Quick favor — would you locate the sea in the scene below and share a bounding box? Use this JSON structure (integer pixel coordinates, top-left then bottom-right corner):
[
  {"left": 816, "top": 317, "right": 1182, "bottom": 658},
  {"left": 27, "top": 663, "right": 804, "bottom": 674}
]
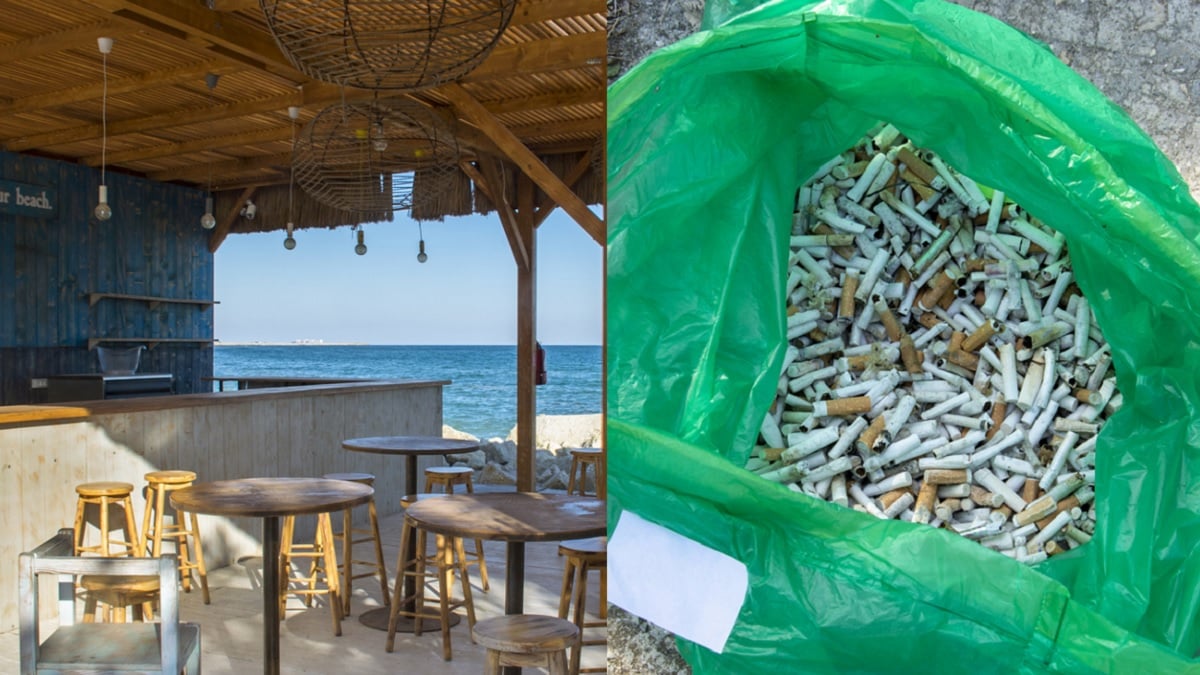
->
[{"left": 213, "top": 344, "right": 601, "bottom": 440}]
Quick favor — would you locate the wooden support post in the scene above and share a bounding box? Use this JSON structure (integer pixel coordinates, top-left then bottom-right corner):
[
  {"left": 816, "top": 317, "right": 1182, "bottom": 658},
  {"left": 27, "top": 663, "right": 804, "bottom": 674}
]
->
[
  {"left": 515, "top": 173, "right": 537, "bottom": 493},
  {"left": 207, "top": 186, "right": 256, "bottom": 253}
]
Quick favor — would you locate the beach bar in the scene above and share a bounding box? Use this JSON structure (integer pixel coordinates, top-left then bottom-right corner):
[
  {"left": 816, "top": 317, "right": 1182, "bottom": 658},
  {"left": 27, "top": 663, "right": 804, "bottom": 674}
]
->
[{"left": 0, "top": 0, "right": 605, "bottom": 672}]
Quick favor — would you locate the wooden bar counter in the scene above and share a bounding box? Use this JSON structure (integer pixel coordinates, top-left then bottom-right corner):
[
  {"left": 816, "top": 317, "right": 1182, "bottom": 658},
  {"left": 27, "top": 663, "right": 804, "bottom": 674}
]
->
[{"left": 0, "top": 379, "right": 449, "bottom": 632}]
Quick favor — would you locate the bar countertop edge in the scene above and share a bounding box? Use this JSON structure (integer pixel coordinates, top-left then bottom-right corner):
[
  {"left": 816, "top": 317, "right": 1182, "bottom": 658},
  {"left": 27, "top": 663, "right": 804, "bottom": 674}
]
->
[{"left": 0, "top": 379, "right": 451, "bottom": 428}]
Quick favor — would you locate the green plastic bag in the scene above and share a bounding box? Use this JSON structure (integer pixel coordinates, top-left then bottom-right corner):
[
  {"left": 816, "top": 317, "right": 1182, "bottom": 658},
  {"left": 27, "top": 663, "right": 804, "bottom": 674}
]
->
[{"left": 607, "top": 0, "right": 1200, "bottom": 671}]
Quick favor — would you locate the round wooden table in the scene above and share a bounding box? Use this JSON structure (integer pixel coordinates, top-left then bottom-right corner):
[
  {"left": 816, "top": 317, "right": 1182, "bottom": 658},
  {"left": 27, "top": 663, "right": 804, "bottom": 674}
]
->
[
  {"left": 171, "top": 477, "right": 373, "bottom": 675},
  {"left": 342, "top": 435, "right": 481, "bottom": 631},
  {"left": 342, "top": 435, "right": 480, "bottom": 497},
  {"left": 399, "top": 492, "right": 605, "bottom": 675}
]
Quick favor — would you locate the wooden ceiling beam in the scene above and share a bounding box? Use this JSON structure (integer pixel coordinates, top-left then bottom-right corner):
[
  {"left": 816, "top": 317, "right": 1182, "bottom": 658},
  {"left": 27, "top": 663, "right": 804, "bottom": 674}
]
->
[
  {"left": 0, "top": 21, "right": 131, "bottom": 67},
  {"left": 0, "top": 62, "right": 238, "bottom": 117},
  {"left": 208, "top": 0, "right": 259, "bottom": 11},
  {"left": 6, "top": 82, "right": 353, "bottom": 151},
  {"left": 476, "top": 156, "right": 529, "bottom": 272},
  {"left": 441, "top": 82, "right": 602, "bottom": 246},
  {"left": 148, "top": 151, "right": 292, "bottom": 182},
  {"left": 84, "top": 126, "right": 292, "bottom": 166},
  {"left": 513, "top": 0, "right": 606, "bottom": 25},
  {"left": 461, "top": 32, "right": 604, "bottom": 83},
  {"left": 503, "top": 117, "right": 604, "bottom": 139},
  {"left": 78, "top": 0, "right": 305, "bottom": 79},
  {"left": 534, "top": 144, "right": 596, "bottom": 227},
  {"left": 6, "top": 84, "right": 598, "bottom": 152}
]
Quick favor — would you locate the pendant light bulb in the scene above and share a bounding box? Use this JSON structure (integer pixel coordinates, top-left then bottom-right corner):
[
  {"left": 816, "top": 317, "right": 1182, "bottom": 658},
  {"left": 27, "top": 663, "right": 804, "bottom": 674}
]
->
[
  {"left": 94, "top": 184, "right": 112, "bottom": 221},
  {"left": 372, "top": 121, "right": 387, "bottom": 152},
  {"left": 284, "top": 222, "right": 296, "bottom": 250},
  {"left": 354, "top": 229, "right": 367, "bottom": 256},
  {"left": 200, "top": 196, "right": 216, "bottom": 229},
  {"left": 417, "top": 239, "right": 428, "bottom": 263}
]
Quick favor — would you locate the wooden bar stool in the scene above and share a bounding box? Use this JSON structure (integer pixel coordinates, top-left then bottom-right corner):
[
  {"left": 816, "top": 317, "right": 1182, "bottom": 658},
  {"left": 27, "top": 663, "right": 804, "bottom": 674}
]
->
[
  {"left": 323, "top": 472, "right": 389, "bottom": 616},
  {"left": 473, "top": 614, "right": 578, "bottom": 675},
  {"left": 80, "top": 574, "right": 159, "bottom": 623},
  {"left": 558, "top": 537, "right": 608, "bottom": 674},
  {"left": 423, "top": 466, "right": 489, "bottom": 591},
  {"left": 142, "top": 470, "right": 210, "bottom": 604},
  {"left": 279, "top": 512, "right": 344, "bottom": 635},
  {"left": 73, "top": 481, "right": 141, "bottom": 558},
  {"left": 386, "top": 510, "right": 476, "bottom": 661},
  {"left": 567, "top": 449, "right": 605, "bottom": 497},
  {"left": 424, "top": 465, "right": 475, "bottom": 492}
]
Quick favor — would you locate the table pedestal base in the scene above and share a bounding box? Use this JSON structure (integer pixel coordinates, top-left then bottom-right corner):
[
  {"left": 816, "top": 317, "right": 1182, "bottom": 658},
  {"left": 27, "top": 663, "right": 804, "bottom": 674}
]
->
[{"left": 358, "top": 606, "right": 462, "bottom": 632}]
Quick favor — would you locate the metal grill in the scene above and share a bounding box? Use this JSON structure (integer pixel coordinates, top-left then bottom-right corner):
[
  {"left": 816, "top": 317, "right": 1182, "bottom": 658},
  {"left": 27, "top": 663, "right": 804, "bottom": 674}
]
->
[
  {"left": 260, "top": 0, "right": 518, "bottom": 91},
  {"left": 292, "top": 99, "right": 461, "bottom": 216}
]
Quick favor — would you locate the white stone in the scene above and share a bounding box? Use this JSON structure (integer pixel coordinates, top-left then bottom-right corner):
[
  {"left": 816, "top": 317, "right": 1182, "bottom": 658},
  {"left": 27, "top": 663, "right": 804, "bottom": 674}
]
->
[
  {"left": 446, "top": 450, "right": 487, "bottom": 470},
  {"left": 506, "top": 413, "right": 602, "bottom": 451},
  {"left": 477, "top": 462, "right": 517, "bottom": 486}
]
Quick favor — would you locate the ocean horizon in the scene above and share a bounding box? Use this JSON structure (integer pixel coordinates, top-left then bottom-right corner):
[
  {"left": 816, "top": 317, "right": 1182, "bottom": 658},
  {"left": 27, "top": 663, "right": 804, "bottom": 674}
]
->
[{"left": 213, "top": 344, "right": 601, "bottom": 440}]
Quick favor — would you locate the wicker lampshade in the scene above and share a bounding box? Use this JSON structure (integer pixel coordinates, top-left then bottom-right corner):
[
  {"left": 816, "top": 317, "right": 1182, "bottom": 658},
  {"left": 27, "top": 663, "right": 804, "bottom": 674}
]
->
[
  {"left": 259, "top": 0, "right": 518, "bottom": 91},
  {"left": 292, "top": 99, "right": 461, "bottom": 216}
]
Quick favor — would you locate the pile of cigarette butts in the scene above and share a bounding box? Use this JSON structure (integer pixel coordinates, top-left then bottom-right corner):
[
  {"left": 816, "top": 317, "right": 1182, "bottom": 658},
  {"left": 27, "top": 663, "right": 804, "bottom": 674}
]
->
[{"left": 748, "top": 124, "right": 1119, "bottom": 564}]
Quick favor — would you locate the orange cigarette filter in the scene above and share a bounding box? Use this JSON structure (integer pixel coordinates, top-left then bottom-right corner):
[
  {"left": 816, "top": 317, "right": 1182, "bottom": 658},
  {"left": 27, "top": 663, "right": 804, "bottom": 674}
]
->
[
  {"left": 961, "top": 319, "right": 1000, "bottom": 352},
  {"left": 839, "top": 274, "right": 859, "bottom": 319},
  {"left": 899, "top": 334, "right": 923, "bottom": 374},
  {"left": 923, "top": 468, "right": 969, "bottom": 485},
  {"left": 857, "top": 415, "right": 889, "bottom": 453},
  {"left": 986, "top": 401, "right": 1007, "bottom": 440}
]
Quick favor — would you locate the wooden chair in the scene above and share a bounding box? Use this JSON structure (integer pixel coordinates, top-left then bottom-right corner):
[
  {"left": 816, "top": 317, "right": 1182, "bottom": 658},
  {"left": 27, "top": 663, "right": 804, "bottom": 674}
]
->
[
  {"left": 472, "top": 614, "right": 578, "bottom": 675},
  {"left": 558, "top": 537, "right": 608, "bottom": 674},
  {"left": 322, "top": 472, "right": 389, "bottom": 616},
  {"left": 19, "top": 528, "right": 201, "bottom": 675}
]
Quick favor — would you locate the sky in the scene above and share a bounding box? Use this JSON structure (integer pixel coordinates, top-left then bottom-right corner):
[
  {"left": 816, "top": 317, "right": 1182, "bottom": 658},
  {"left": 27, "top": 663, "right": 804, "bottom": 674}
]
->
[{"left": 214, "top": 207, "right": 603, "bottom": 345}]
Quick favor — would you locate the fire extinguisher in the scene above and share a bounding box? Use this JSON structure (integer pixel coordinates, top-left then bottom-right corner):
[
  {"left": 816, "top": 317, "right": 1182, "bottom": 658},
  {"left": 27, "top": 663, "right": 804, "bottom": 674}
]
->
[{"left": 536, "top": 341, "right": 547, "bottom": 385}]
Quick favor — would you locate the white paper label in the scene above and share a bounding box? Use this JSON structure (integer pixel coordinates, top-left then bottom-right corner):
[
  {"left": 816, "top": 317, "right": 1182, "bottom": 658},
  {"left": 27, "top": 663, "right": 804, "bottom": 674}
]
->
[{"left": 609, "top": 510, "right": 748, "bottom": 654}]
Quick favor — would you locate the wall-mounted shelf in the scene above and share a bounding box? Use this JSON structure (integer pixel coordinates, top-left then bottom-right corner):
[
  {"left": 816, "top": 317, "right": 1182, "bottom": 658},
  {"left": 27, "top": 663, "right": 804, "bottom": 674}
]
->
[
  {"left": 87, "top": 338, "right": 216, "bottom": 350},
  {"left": 86, "top": 293, "right": 218, "bottom": 310}
]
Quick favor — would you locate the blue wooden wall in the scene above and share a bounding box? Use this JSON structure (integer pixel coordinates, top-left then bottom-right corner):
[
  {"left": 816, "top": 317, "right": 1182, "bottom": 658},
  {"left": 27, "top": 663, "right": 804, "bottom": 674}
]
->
[{"left": 0, "top": 152, "right": 213, "bottom": 404}]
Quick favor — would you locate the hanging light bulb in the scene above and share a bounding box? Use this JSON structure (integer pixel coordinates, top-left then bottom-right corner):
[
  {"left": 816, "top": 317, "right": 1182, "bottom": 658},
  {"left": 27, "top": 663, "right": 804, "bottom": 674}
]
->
[
  {"left": 94, "top": 37, "right": 114, "bottom": 221},
  {"left": 416, "top": 222, "right": 427, "bottom": 262},
  {"left": 354, "top": 229, "right": 367, "bottom": 256},
  {"left": 200, "top": 196, "right": 216, "bottom": 229},
  {"left": 372, "top": 120, "right": 387, "bottom": 152},
  {"left": 94, "top": 185, "right": 112, "bottom": 221},
  {"left": 285, "top": 106, "right": 300, "bottom": 251}
]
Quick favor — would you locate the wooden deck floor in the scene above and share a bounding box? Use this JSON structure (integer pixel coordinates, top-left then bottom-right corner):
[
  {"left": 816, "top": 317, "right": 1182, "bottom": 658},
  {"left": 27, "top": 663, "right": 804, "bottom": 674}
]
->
[{"left": 1, "top": 499, "right": 608, "bottom": 674}]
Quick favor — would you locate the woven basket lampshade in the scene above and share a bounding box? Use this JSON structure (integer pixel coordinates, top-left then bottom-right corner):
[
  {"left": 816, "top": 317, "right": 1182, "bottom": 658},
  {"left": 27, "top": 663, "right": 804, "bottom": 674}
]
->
[
  {"left": 293, "top": 99, "right": 461, "bottom": 217},
  {"left": 259, "top": 0, "right": 518, "bottom": 91}
]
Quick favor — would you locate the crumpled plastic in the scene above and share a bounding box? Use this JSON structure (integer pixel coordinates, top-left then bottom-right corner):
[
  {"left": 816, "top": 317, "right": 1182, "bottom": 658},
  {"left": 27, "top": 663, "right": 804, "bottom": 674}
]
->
[{"left": 607, "top": 0, "right": 1200, "bottom": 671}]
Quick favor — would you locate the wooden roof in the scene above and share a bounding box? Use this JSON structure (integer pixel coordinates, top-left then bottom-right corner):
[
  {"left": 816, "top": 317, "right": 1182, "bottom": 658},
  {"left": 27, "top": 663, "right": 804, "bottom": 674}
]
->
[{"left": 0, "top": 0, "right": 605, "bottom": 243}]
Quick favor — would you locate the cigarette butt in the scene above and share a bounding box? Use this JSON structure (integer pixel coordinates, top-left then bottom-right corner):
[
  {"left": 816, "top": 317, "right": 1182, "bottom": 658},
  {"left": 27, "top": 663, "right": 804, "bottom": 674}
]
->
[
  {"left": 899, "top": 334, "right": 923, "bottom": 374},
  {"left": 1045, "top": 540, "right": 1065, "bottom": 556},
  {"left": 986, "top": 401, "right": 1007, "bottom": 440},
  {"left": 918, "top": 271, "right": 957, "bottom": 311},
  {"left": 923, "top": 469, "right": 969, "bottom": 485},
  {"left": 857, "top": 415, "right": 889, "bottom": 453},
  {"left": 897, "top": 147, "right": 939, "bottom": 186},
  {"left": 814, "top": 396, "right": 873, "bottom": 416},
  {"left": 813, "top": 223, "right": 857, "bottom": 259},
  {"left": 970, "top": 485, "right": 1004, "bottom": 508},
  {"left": 874, "top": 298, "right": 904, "bottom": 341},
  {"left": 900, "top": 167, "right": 939, "bottom": 201},
  {"left": 762, "top": 447, "right": 785, "bottom": 462},
  {"left": 1035, "top": 495, "right": 1080, "bottom": 530},
  {"left": 938, "top": 289, "right": 955, "bottom": 310},
  {"left": 912, "top": 479, "right": 938, "bottom": 524},
  {"left": 964, "top": 258, "right": 998, "bottom": 273},
  {"left": 949, "top": 331, "right": 965, "bottom": 352},
  {"left": 879, "top": 488, "right": 912, "bottom": 509},
  {"left": 916, "top": 312, "right": 941, "bottom": 329},
  {"left": 1074, "top": 388, "right": 1101, "bottom": 406},
  {"left": 839, "top": 272, "right": 859, "bottom": 320},
  {"left": 946, "top": 348, "right": 980, "bottom": 372},
  {"left": 961, "top": 319, "right": 1001, "bottom": 352},
  {"left": 1021, "top": 478, "right": 1039, "bottom": 504}
]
